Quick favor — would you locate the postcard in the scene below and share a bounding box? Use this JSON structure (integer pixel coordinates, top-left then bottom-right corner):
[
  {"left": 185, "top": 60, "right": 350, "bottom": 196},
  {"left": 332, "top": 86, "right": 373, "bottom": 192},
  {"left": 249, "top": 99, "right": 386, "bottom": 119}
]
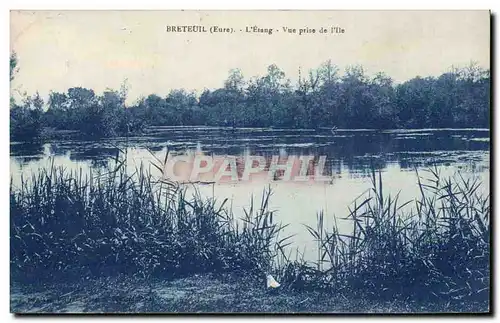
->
[{"left": 9, "top": 10, "right": 490, "bottom": 314}]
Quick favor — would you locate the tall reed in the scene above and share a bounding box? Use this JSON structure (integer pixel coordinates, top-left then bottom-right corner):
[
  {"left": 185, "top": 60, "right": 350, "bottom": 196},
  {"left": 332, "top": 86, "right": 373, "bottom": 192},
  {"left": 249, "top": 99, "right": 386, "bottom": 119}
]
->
[
  {"left": 10, "top": 154, "right": 489, "bottom": 305},
  {"left": 283, "top": 167, "right": 489, "bottom": 303},
  {"left": 10, "top": 157, "right": 288, "bottom": 282}
]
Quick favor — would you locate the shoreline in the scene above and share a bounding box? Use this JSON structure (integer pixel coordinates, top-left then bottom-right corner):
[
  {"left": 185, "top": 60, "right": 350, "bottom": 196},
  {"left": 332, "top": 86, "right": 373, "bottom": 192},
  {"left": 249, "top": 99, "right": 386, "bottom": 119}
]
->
[
  {"left": 8, "top": 126, "right": 491, "bottom": 144},
  {"left": 10, "top": 274, "right": 489, "bottom": 314}
]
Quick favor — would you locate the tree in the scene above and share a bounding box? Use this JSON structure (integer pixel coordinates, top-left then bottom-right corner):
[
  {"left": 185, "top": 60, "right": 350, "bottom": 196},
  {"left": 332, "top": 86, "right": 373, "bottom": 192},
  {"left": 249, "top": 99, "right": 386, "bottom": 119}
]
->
[
  {"left": 45, "top": 91, "right": 69, "bottom": 128},
  {"left": 10, "top": 53, "right": 44, "bottom": 141},
  {"left": 10, "top": 92, "right": 44, "bottom": 141},
  {"left": 21, "top": 60, "right": 490, "bottom": 135},
  {"left": 10, "top": 51, "right": 18, "bottom": 82}
]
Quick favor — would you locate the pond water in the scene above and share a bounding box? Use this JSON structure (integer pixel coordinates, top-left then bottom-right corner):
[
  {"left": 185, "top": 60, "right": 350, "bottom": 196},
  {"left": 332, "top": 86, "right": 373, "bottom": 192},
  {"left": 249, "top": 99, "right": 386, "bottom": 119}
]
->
[{"left": 10, "top": 127, "right": 490, "bottom": 262}]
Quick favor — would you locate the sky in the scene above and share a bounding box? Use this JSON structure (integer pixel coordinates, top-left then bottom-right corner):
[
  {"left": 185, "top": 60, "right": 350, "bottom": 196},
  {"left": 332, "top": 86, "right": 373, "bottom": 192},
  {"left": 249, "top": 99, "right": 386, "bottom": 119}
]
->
[{"left": 10, "top": 10, "right": 490, "bottom": 104}]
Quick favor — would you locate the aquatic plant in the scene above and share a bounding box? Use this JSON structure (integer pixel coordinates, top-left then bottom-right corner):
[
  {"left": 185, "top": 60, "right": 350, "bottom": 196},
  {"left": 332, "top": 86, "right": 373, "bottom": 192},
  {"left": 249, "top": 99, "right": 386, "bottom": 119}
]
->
[
  {"left": 280, "top": 167, "right": 489, "bottom": 304},
  {"left": 10, "top": 155, "right": 288, "bottom": 282},
  {"left": 10, "top": 155, "right": 489, "bottom": 306}
]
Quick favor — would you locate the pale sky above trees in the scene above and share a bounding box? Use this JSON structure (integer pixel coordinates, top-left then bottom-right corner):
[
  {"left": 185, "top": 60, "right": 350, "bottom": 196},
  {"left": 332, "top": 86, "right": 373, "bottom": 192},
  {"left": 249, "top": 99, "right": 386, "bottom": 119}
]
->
[{"left": 10, "top": 10, "right": 490, "bottom": 104}]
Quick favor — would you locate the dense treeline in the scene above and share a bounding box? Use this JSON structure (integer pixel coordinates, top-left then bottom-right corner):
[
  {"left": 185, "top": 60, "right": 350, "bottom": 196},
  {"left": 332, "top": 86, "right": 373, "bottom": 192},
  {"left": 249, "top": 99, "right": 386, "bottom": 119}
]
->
[{"left": 10, "top": 54, "right": 490, "bottom": 141}]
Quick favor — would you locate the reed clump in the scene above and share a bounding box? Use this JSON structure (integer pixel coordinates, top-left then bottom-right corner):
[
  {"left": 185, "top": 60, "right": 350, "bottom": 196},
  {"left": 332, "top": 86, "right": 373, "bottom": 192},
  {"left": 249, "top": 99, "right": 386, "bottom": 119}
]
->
[
  {"left": 11, "top": 157, "right": 489, "bottom": 305},
  {"left": 10, "top": 160, "right": 287, "bottom": 283},
  {"left": 279, "top": 167, "right": 489, "bottom": 304}
]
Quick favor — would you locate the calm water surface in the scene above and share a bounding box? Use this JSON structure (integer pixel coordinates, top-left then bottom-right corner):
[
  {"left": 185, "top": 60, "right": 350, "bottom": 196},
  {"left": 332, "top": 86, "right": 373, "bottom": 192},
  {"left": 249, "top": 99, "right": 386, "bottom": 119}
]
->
[{"left": 10, "top": 127, "right": 490, "bottom": 261}]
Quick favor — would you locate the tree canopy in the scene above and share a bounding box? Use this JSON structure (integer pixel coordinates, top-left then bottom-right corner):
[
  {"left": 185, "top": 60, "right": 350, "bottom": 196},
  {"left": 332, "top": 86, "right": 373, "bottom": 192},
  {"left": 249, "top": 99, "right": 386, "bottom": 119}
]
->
[{"left": 10, "top": 55, "right": 490, "bottom": 141}]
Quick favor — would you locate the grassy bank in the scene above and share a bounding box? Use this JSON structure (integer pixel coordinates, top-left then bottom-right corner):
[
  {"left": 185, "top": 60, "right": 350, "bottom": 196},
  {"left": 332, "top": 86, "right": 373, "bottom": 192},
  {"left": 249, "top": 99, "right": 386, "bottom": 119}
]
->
[
  {"left": 11, "top": 274, "right": 488, "bottom": 313},
  {"left": 10, "top": 157, "right": 490, "bottom": 312}
]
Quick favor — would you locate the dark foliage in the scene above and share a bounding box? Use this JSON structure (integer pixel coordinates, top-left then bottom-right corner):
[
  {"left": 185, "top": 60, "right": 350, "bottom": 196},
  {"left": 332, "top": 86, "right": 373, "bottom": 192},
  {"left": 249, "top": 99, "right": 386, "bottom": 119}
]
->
[
  {"left": 129, "top": 62, "right": 490, "bottom": 130},
  {"left": 10, "top": 155, "right": 489, "bottom": 305},
  {"left": 10, "top": 155, "right": 286, "bottom": 282},
  {"left": 10, "top": 93, "right": 44, "bottom": 141},
  {"left": 276, "top": 168, "right": 489, "bottom": 304},
  {"left": 10, "top": 60, "right": 490, "bottom": 141}
]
